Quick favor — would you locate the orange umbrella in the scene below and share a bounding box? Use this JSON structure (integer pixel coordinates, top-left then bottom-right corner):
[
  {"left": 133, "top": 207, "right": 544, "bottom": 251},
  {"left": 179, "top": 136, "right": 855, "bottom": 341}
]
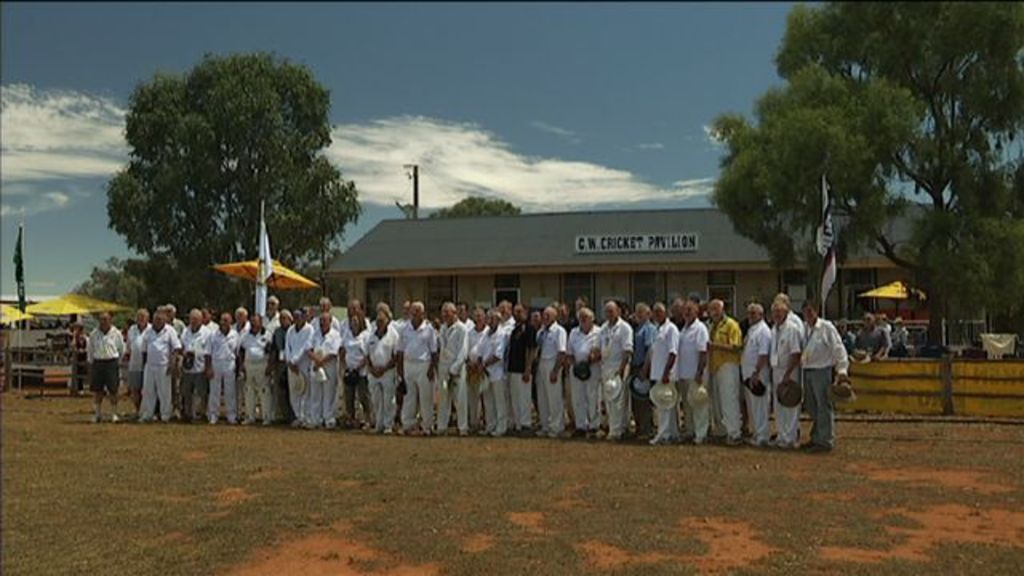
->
[{"left": 212, "top": 259, "right": 319, "bottom": 290}]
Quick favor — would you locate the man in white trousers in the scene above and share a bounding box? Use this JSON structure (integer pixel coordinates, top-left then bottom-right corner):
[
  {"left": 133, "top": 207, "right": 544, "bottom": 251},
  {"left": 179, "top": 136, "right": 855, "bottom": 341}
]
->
[
  {"left": 285, "top": 309, "right": 315, "bottom": 427},
  {"left": 180, "top": 309, "right": 210, "bottom": 423},
  {"left": 708, "top": 299, "right": 744, "bottom": 446},
  {"left": 598, "top": 300, "right": 633, "bottom": 441},
  {"left": 309, "top": 312, "right": 342, "bottom": 429},
  {"left": 479, "top": 309, "right": 511, "bottom": 437},
  {"left": 505, "top": 304, "right": 538, "bottom": 435},
  {"left": 397, "top": 301, "right": 439, "bottom": 436},
  {"left": 535, "top": 306, "right": 567, "bottom": 438},
  {"left": 771, "top": 298, "right": 804, "bottom": 449},
  {"left": 206, "top": 313, "right": 240, "bottom": 424},
  {"left": 677, "top": 300, "right": 710, "bottom": 444},
  {"left": 567, "top": 308, "right": 602, "bottom": 438},
  {"left": 139, "top": 308, "right": 182, "bottom": 423},
  {"left": 741, "top": 303, "right": 772, "bottom": 447},
  {"left": 437, "top": 302, "right": 470, "bottom": 436},
  {"left": 239, "top": 314, "right": 273, "bottom": 425},
  {"left": 465, "top": 307, "right": 489, "bottom": 433},
  {"left": 367, "top": 304, "right": 399, "bottom": 434},
  {"left": 647, "top": 303, "right": 679, "bottom": 445}
]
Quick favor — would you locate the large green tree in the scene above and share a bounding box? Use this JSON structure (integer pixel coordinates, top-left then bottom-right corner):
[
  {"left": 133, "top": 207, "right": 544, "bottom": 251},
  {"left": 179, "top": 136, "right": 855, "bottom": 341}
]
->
[
  {"left": 711, "top": 2, "right": 1024, "bottom": 342},
  {"left": 429, "top": 196, "right": 521, "bottom": 218},
  {"left": 107, "top": 53, "right": 360, "bottom": 309}
]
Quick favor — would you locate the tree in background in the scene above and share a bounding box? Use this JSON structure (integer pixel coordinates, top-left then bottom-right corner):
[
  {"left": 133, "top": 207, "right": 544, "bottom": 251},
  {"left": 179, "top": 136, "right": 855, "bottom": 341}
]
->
[
  {"left": 429, "top": 196, "right": 521, "bottom": 218},
  {"left": 107, "top": 53, "right": 360, "bottom": 310},
  {"left": 711, "top": 2, "right": 1024, "bottom": 343}
]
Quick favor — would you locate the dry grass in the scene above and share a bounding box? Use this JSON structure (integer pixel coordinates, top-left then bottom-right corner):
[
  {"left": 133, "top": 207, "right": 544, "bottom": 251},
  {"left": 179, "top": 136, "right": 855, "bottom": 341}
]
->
[{"left": 3, "top": 394, "right": 1024, "bottom": 575}]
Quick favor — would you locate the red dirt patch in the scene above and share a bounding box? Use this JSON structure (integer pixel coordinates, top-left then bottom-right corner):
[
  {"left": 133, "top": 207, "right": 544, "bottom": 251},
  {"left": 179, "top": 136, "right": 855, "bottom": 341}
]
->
[
  {"left": 217, "top": 487, "right": 255, "bottom": 507},
  {"left": 182, "top": 450, "right": 208, "bottom": 462},
  {"left": 461, "top": 534, "right": 496, "bottom": 553},
  {"left": 848, "top": 463, "right": 1013, "bottom": 495},
  {"left": 507, "top": 511, "right": 548, "bottom": 534},
  {"left": 226, "top": 522, "right": 440, "bottom": 576},
  {"left": 577, "top": 517, "right": 776, "bottom": 574},
  {"left": 821, "top": 504, "right": 1024, "bottom": 564}
]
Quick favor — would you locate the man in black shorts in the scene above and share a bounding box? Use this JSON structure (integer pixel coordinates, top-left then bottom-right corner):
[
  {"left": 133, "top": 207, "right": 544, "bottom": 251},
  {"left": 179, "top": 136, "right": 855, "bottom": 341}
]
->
[{"left": 89, "top": 312, "right": 126, "bottom": 422}]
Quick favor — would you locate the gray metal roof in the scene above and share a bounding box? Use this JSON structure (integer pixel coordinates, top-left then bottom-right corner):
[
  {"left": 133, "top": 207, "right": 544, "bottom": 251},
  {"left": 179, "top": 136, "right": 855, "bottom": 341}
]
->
[{"left": 330, "top": 207, "right": 912, "bottom": 275}]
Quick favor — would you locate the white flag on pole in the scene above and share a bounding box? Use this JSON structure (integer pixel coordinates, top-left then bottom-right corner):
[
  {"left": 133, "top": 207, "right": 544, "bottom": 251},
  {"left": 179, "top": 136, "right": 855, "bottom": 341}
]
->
[
  {"left": 255, "top": 201, "right": 272, "bottom": 318},
  {"left": 817, "top": 175, "right": 837, "bottom": 318}
]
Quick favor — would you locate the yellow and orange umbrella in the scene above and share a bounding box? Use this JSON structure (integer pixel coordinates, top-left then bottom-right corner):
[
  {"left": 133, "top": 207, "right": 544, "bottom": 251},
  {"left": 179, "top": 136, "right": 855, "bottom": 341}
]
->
[
  {"left": 858, "top": 281, "right": 927, "bottom": 301},
  {"left": 25, "top": 294, "right": 130, "bottom": 316},
  {"left": 212, "top": 259, "right": 319, "bottom": 290},
  {"left": 1, "top": 303, "right": 34, "bottom": 324}
]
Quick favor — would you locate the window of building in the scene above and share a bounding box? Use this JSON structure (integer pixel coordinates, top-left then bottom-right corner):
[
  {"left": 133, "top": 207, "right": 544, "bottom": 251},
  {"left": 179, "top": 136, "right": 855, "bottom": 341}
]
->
[
  {"left": 707, "top": 271, "right": 736, "bottom": 286},
  {"left": 562, "top": 273, "right": 594, "bottom": 309},
  {"left": 631, "top": 272, "right": 664, "bottom": 307},
  {"left": 365, "top": 277, "right": 393, "bottom": 310},
  {"left": 494, "top": 274, "right": 520, "bottom": 289},
  {"left": 706, "top": 271, "right": 736, "bottom": 317},
  {"left": 426, "top": 276, "right": 455, "bottom": 316},
  {"left": 493, "top": 288, "right": 520, "bottom": 306}
]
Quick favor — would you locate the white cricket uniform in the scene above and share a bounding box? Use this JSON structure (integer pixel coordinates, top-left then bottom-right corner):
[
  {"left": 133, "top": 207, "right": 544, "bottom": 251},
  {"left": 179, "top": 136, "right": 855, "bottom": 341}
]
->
[
  {"left": 207, "top": 328, "right": 240, "bottom": 423},
  {"left": 741, "top": 320, "right": 772, "bottom": 445},
  {"left": 437, "top": 320, "right": 469, "bottom": 434},
  {"left": 677, "top": 320, "right": 710, "bottom": 442},
  {"left": 126, "top": 323, "right": 148, "bottom": 374},
  {"left": 180, "top": 325, "right": 209, "bottom": 419},
  {"left": 599, "top": 318, "right": 633, "bottom": 438},
  {"left": 568, "top": 325, "right": 601, "bottom": 432},
  {"left": 240, "top": 328, "right": 273, "bottom": 424},
  {"left": 310, "top": 326, "right": 342, "bottom": 427},
  {"left": 340, "top": 320, "right": 372, "bottom": 425},
  {"left": 650, "top": 320, "right": 680, "bottom": 443},
  {"left": 477, "top": 326, "right": 510, "bottom": 436},
  {"left": 535, "top": 323, "right": 567, "bottom": 436},
  {"left": 285, "top": 323, "right": 315, "bottom": 425},
  {"left": 771, "top": 318, "right": 804, "bottom": 447},
  {"left": 465, "top": 325, "right": 489, "bottom": 430},
  {"left": 398, "top": 320, "right": 439, "bottom": 433},
  {"left": 366, "top": 323, "right": 399, "bottom": 433},
  {"left": 140, "top": 324, "right": 181, "bottom": 422}
]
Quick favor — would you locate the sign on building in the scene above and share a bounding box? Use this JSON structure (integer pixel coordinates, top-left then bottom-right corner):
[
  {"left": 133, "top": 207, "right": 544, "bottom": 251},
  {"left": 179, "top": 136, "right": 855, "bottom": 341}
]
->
[{"left": 575, "top": 233, "right": 699, "bottom": 254}]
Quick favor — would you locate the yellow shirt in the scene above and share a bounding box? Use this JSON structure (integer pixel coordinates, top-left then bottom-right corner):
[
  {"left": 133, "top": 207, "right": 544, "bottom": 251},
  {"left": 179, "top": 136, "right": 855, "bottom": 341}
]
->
[{"left": 709, "top": 315, "right": 742, "bottom": 372}]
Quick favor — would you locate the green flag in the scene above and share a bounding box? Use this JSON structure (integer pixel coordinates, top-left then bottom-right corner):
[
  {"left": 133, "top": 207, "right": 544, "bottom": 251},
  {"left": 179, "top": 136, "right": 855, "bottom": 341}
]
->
[{"left": 14, "top": 223, "right": 25, "bottom": 312}]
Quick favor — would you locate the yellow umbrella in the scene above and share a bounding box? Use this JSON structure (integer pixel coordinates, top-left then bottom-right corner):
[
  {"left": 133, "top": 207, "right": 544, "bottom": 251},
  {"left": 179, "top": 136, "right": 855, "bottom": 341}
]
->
[
  {"left": 1, "top": 304, "right": 34, "bottom": 324},
  {"left": 858, "top": 281, "right": 927, "bottom": 301},
  {"left": 212, "top": 259, "right": 319, "bottom": 290},
  {"left": 25, "top": 294, "right": 131, "bottom": 316}
]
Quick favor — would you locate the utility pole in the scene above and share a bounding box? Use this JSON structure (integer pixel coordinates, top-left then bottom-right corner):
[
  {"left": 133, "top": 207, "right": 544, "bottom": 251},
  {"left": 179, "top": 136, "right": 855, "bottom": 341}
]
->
[{"left": 403, "top": 164, "right": 419, "bottom": 219}]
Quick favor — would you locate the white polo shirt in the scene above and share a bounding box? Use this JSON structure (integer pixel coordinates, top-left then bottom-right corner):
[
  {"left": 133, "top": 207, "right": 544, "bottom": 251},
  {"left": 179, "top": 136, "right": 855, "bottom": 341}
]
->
[
  {"left": 339, "top": 326, "right": 367, "bottom": 373},
  {"left": 208, "top": 328, "right": 239, "bottom": 373},
  {"left": 366, "top": 324, "right": 399, "bottom": 372},
  {"left": 181, "top": 325, "right": 210, "bottom": 374},
  {"left": 771, "top": 319, "right": 803, "bottom": 382},
  {"left": 126, "top": 323, "right": 149, "bottom": 372},
  {"left": 537, "top": 323, "right": 568, "bottom": 361},
  {"left": 467, "top": 325, "right": 489, "bottom": 362},
  {"left": 480, "top": 326, "right": 509, "bottom": 381},
  {"left": 568, "top": 325, "right": 601, "bottom": 364},
  {"left": 285, "top": 323, "right": 315, "bottom": 370},
  {"left": 741, "top": 320, "right": 771, "bottom": 379},
  {"left": 439, "top": 320, "right": 469, "bottom": 374},
  {"left": 142, "top": 324, "right": 182, "bottom": 368},
  {"left": 649, "top": 320, "right": 679, "bottom": 381},
  {"left": 240, "top": 328, "right": 272, "bottom": 363},
  {"left": 398, "top": 320, "right": 438, "bottom": 363},
  {"left": 802, "top": 318, "right": 849, "bottom": 375},
  {"left": 88, "top": 326, "right": 125, "bottom": 362},
  {"left": 599, "top": 318, "right": 633, "bottom": 376},
  {"left": 676, "top": 320, "right": 709, "bottom": 381}
]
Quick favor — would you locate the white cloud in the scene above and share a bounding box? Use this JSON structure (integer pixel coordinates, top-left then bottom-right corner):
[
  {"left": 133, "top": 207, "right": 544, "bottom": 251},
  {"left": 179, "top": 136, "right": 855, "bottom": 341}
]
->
[
  {"left": 632, "top": 142, "right": 665, "bottom": 151},
  {"left": 327, "top": 116, "right": 711, "bottom": 211},
  {"left": 530, "top": 120, "right": 581, "bottom": 144}
]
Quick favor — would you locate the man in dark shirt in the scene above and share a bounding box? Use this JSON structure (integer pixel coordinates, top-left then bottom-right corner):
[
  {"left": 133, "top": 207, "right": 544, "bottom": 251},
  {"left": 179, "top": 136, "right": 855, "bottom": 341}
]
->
[
  {"left": 506, "top": 303, "right": 538, "bottom": 435},
  {"left": 268, "top": 310, "right": 295, "bottom": 424}
]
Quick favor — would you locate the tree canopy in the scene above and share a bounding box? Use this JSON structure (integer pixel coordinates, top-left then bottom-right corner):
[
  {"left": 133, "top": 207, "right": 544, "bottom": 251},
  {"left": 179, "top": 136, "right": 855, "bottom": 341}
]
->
[
  {"left": 429, "top": 196, "right": 521, "bottom": 219},
  {"left": 107, "top": 53, "right": 359, "bottom": 309},
  {"left": 711, "top": 2, "right": 1024, "bottom": 340}
]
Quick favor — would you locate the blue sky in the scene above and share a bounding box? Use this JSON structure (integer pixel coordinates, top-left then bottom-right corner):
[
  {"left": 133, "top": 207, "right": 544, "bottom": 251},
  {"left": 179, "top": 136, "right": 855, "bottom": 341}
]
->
[{"left": 1, "top": 2, "right": 793, "bottom": 296}]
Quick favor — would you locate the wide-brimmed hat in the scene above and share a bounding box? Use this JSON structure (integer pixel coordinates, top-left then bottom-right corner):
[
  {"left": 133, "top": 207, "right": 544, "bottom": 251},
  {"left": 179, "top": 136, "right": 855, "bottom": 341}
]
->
[
  {"left": 851, "top": 349, "right": 871, "bottom": 364},
  {"left": 776, "top": 378, "right": 802, "bottom": 408},
  {"left": 743, "top": 377, "right": 767, "bottom": 397},
  {"left": 572, "top": 360, "right": 592, "bottom": 381},
  {"left": 603, "top": 375, "right": 624, "bottom": 402},
  {"left": 687, "top": 382, "right": 710, "bottom": 408},
  {"left": 649, "top": 382, "right": 679, "bottom": 410},
  {"left": 630, "top": 374, "right": 652, "bottom": 399},
  {"left": 830, "top": 373, "right": 857, "bottom": 403}
]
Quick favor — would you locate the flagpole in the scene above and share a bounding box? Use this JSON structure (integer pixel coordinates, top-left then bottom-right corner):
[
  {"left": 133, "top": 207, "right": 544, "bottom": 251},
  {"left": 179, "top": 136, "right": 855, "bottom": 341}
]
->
[{"left": 16, "top": 217, "right": 24, "bottom": 392}]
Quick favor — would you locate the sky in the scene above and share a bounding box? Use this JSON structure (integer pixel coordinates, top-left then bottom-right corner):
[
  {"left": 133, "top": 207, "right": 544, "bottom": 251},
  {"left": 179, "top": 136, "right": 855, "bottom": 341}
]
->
[{"left": 0, "top": 2, "right": 794, "bottom": 297}]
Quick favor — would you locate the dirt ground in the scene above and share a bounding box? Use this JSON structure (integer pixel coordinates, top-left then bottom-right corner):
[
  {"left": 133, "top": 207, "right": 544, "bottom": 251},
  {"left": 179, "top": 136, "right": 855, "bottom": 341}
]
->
[{"left": 3, "top": 394, "right": 1024, "bottom": 575}]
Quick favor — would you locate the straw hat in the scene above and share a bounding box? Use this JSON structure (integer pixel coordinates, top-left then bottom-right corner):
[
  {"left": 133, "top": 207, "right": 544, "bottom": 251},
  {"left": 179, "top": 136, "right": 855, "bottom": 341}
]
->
[
  {"left": 649, "top": 382, "right": 679, "bottom": 411},
  {"left": 851, "top": 349, "right": 872, "bottom": 364},
  {"left": 776, "top": 378, "right": 803, "bottom": 408},
  {"left": 830, "top": 373, "right": 857, "bottom": 403},
  {"left": 687, "top": 382, "right": 710, "bottom": 408},
  {"left": 603, "top": 375, "right": 624, "bottom": 403}
]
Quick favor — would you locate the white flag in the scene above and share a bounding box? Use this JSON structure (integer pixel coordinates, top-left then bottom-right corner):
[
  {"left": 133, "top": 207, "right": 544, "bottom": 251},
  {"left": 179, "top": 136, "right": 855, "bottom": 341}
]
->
[
  {"left": 817, "top": 175, "right": 837, "bottom": 318},
  {"left": 255, "top": 201, "right": 273, "bottom": 318}
]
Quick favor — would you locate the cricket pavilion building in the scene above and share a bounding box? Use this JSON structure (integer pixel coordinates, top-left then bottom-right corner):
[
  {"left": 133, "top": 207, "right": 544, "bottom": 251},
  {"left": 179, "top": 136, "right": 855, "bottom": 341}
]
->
[{"left": 328, "top": 208, "right": 909, "bottom": 320}]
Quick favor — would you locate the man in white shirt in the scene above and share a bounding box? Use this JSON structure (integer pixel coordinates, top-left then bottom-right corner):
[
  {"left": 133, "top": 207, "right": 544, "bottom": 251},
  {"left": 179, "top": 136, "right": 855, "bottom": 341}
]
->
[
  {"left": 801, "top": 300, "right": 849, "bottom": 452},
  {"left": 396, "top": 301, "right": 439, "bottom": 435},
  {"left": 320, "top": 297, "right": 342, "bottom": 332},
  {"left": 124, "top": 308, "right": 150, "bottom": 417},
  {"left": 568, "top": 308, "right": 602, "bottom": 438},
  {"left": 366, "top": 304, "right": 400, "bottom": 434},
  {"left": 206, "top": 312, "right": 240, "bottom": 425},
  {"left": 233, "top": 307, "right": 251, "bottom": 415},
  {"left": 477, "top": 309, "right": 511, "bottom": 437},
  {"left": 646, "top": 303, "right": 680, "bottom": 445},
  {"left": 240, "top": 314, "right": 273, "bottom": 425},
  {"left": 436, "top": 302, "right": 470, "bottom": 436},
  {"left": 285, "top": 309, "right": 315, "bottom": 427},
  {"left": 677, "top": 299, "right": 710, "bottom": 444},
  {"left": 140, "top": 309, "right": 182, "bottom": 423},
  {"left": 87, "top": 312, "right": 125, "bottom": 423},
  {"left": 340, "top": 299, "right": 373, "bottom": 430},
  {"left": 741, "top": 303, "right": 772, "bottom": 447},
  {"left": 465, "top": 307, "right": 489, "bottom": 433},
  {"left": 599, "top": 301, "right": 633, "bottom": 441},
  {"left": 265, "top": 296, "right": 281, "bottom": 335},
  {"left": 771, "top": 299, "right": 804, "bottom": 449},
  {"left": 535, "top": 306, "right": 568, "bottom": 438},
  {"left": 180, "top": 309, "right": 210, "bottom": 423},
  {"left": 165, "top": 304, "right": 185, "bottom": 418},
  {"left": 456, "top": 302, "right": 472, "bottom": 330},
  {"left": 310, "top": 312, "right": 342, "bottom": 429}
]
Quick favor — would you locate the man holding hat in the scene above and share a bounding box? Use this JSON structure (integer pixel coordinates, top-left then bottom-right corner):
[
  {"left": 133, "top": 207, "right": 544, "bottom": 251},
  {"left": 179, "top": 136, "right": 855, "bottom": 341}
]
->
[
  {"left": 741, "top": 303, "right": 772, "bottom": 447},
  {"left": 285, "top": 309, "right": 315, "bottom": 427},
  {"left": 708, "top": 299, "right": 744, "bottom": 445},
  {"left": 630, "top": 303, "right": 656, "bottom": 440},
  {"left": 535, "top": 306, "right": 568, "bottom": 438},
  {"left": 800, "top": 300, "right": 849, "bottom": 452},
  {"left": 598, "top": 300, "right": 633, "bottom": 442},
  {"left": 677, "top": 299, "right": 710, "bottom": 444},
  {"left": 770, "top": 298, "right": 803, "bottom": 449},
  {"left": 647, "top": 302, "right": 680, "bottom": 445}
]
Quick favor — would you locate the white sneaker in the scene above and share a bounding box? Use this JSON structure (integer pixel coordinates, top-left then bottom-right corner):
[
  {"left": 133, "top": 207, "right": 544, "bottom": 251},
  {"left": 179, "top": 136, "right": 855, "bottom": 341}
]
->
[
  {"left": 209, "top": 417, "right": 218, "bottom": 425},
  {"left": 383, "top": 428, "right": 393, "bottom": 435},
  {"left": 111, "top": 414, "right": 121, "bottom": 423}
]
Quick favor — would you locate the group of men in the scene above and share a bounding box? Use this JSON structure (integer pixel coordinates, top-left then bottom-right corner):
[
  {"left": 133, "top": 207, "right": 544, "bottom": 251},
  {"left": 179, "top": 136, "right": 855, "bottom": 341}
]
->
[{"left": 84, "top": 290, "right": 850, "bottom": 453}]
